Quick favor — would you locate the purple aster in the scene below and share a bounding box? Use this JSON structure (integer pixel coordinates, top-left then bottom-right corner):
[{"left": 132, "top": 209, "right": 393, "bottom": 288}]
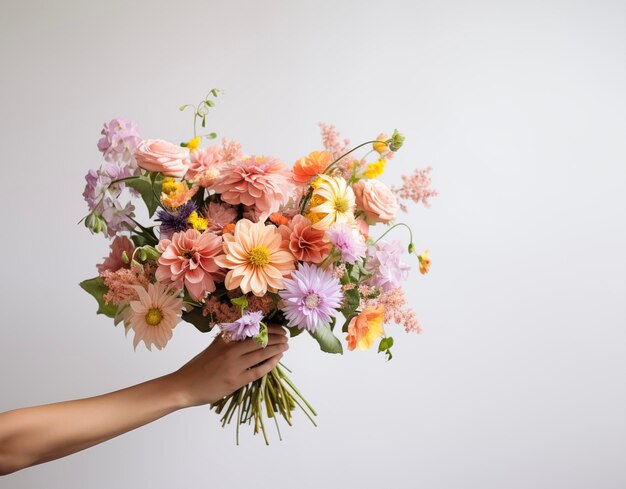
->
[
  {"left": 220, "top": 310, "right": 265, "bottom": 341},
  {"left": 364, "top": 240, "right": 411, "bottom": 292},
  {"left": 279, "top": 262, "right": 343, "bottom": 332},
  {"left": 326, "top": 224, "right": 367, "bottom": 264},
  {"left": 97, "top": 118, "right": 142, "bottom": 167},
  {"left": 156, "top": 201, "right": 196, "bottom": 238}
]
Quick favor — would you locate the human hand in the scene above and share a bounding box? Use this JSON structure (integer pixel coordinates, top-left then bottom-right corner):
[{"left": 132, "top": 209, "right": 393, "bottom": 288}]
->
[{"left": 170, "top": 324, "right": 289, "bottom": 408}]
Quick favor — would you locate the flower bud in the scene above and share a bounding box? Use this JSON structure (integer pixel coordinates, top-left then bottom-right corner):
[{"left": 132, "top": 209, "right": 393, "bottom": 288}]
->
[
  {"left": 373, "top": 133, "right": 389, "bottom": 154},
  {"left": 139, "top": 245, "right": 161, "bottom": 262},
  {"left": 388, "top": 129, "right": 405, "bottom": 152},
  {"left": 85, "top": 212, "right": 106, "bottom": 234}
]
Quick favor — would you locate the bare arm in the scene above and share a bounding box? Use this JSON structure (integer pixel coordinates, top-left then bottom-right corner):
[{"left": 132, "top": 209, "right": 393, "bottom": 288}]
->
[{"left": 0, "top": 326, "right": 288, "bottom": 476}]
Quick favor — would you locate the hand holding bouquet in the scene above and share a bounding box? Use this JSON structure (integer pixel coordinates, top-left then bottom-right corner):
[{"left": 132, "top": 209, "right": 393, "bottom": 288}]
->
[{"left": 80, "top": 90, "right": 438, "bottom": 443}]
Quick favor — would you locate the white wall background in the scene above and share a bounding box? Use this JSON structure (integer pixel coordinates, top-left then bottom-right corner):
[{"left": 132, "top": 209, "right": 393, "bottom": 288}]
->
[{"left": 1, "top": 0, "right": 624, "bottom": 488}]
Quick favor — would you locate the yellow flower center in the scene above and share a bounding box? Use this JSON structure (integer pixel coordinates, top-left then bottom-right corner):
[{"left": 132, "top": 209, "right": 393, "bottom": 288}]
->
[
  {"left": 187, "top": 211, "right": 208, "bottom": 231},
  {"left": 333, "top": 196, "right": 350, "bottom": 213},
  {"left": 145, "top": 308, "right": 163, "bottom": 326},
  {"left": 249, "top": 246, "right": 270, "bottom": 267}
]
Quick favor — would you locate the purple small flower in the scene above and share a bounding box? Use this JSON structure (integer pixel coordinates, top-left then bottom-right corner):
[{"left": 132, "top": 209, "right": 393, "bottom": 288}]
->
[
  {"left": 220, "top": 310, "right": 265, "bottom": 341},
  {"left": 156, "top": 201, "right": 196, "bottom": 238},
  {"left": 365, "top": 240, "right": 411, "bottom": 292},
  {"left": 101, "top": 200, "right": 135, "bottom": 237},
  {"left": 279, "top": 263, "right": 343, "bottom": 332},
  {"left": 97, "top": 118, "right": 142, "bottom": 166},
  {"left": 327, "top": 224, "right": 367, "bottom": 264},
  {"left": 82, "top": 163, "right": 134, "bottom": 210}
]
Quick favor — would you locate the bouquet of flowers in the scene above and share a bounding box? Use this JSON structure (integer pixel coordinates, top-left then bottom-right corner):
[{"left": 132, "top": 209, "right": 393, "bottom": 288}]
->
[{"left": 80, "top": 90, "right": 438, "bottom": 443}]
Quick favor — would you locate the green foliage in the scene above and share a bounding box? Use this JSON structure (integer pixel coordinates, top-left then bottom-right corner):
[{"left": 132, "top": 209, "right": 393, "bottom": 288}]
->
[
  {"left": 125, "top": 172, "right": 163, "bottom": 217},
  {"left": 230, "top": 296, "right": 248, "bottom": 311},
  {"left": 181, "top": 307, "right": 212, "bottom": 333},
  {"left": 254, "top": 323, "right": 268, "bottom": 348},
  {"left": 340, "top": 288, "right": 360, "bottom": 318},
  {"left": 79, "top": 277, "right": 117, "bottom": 318},
  {"left": 378, "top": 336, "right": 394, "bottom": 361},
  {"left": 287, "top": 325, "right": 304, "bottom": 338},
  {"left": 309, "top": 325, "right": 343, "bottom": 354}
]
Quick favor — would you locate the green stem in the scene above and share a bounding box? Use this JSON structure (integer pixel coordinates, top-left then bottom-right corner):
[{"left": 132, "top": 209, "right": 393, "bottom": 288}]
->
[
  {"left": 323, "top": 140, "right": 381, "bottom": 175},
  {"left": 372, "top": 222, "right": 415, "bottom": 248}
]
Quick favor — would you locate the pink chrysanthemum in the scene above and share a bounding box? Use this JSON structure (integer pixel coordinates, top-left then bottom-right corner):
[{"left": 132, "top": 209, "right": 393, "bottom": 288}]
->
[
  {"left": 212, "top": 155, "right": 294, "bottom": 218},
  {"left": 278, "top": 262, "right": 343, "bottom": 332},
  {"left": 156, "top": 229, "right": 224, "bottom": 301},
  {"left": 126, "top": 282, "right": 183, "bottom": 351}
]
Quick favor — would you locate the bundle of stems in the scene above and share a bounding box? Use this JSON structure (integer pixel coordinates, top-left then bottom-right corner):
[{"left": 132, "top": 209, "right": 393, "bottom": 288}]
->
[{"left": 210, "top": 364, "right": 317, "bottom": 445}]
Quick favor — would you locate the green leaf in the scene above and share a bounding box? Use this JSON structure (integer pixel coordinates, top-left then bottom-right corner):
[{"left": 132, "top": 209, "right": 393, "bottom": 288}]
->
[
  {"left": 287, "top": 325, "right": 304, "bottom": 338},
  {"left": 340, "top": 288, "right": 360, "bottom": 318},
  {"left": 125, "top": 173, "right": 163, "bottom": 217},
  {"left": 79, "top": 277, "right": 117, "bottom": 318},
  {"left": 378, "top": 336, "right": 394, "bottom": 361},
  {"left": 203, "top": 132, "right": 217, "bottom": 139},
  {"left": 179, "top": 104, "right": 191, "bottom": 111},
  {"left": 309, "top": 325, "right": 343, "bottom": 354},
  {"left": 254, "top": 323, "right": 268, "bottom": 347},
  {"left": 230, "top": 296, "right": 248, "bottom": 310},
  {"left": 181, "top": 308, "right": 212, "bottom": 333}
]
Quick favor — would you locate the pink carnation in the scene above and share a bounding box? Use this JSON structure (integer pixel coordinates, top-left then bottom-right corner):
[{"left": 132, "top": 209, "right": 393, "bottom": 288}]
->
[
  {"left": 155, "top": 229, "right": 224, "bottom": 301},
  {"left": 212, "top": 155, "right": 294, "bottom": 218}
]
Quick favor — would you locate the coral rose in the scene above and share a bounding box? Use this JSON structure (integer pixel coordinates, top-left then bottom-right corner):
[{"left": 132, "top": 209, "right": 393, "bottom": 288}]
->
[
  {"left": 353, "top": 178, "right": 399, "bottom": 224},
  {"left": 292, "top": 150, "right": 332, "bottom": 184},
  {"left": 134, "top": 139, "right": 189, "bottom": 178}
]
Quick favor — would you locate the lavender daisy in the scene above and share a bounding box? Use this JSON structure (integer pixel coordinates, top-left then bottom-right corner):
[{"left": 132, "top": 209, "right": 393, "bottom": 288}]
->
[
  {"left": 279, "top": 263, "right": 343, "bottom": 332},
  {"left": 364, "top": 240, "right": 410, "bottom": 292},
  {"left": 326, "top": 223, "right": 367, "bottom": 264},
  {"left": 156, "top": 201, "right": 196, "bottom": 238},
  {"left": 220, "top": 310, "right": 265, "bottom": 341}
]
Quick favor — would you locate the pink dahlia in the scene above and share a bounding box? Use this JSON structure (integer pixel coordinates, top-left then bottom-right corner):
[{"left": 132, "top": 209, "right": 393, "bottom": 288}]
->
[
  {"left": 155, "top": 229, "right": 224, "bottom": 301},
  {"left": 126, "top": 282, "right": 183, "bottom": 351},
  {"left": 212, "top": 155, "right": 294, "bottom": 217}
]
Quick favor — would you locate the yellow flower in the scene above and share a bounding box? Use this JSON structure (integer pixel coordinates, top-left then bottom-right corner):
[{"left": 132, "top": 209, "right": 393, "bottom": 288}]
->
[
  {"left": 161, "top": 177, "right": 181, "bottom": 195},
  {"left": 187, "top": 211, "right": 208, "bottom": 231},
  {"left": 161, "top": 181, "right": 199, "bottom": 209},
  {"left": 307, "top": 174, "right": 355, "bottom": 230},
  {"left": 364, "top": 158, "right": 386, "bottom": 179},
  {"left": 187, "top": 136, "right": 201, "bottom": 152},
  {"left": 346, "top": 305, "right": 385, "bottom": 351},
  {"left": 418, "top": 249, "right": 431, "bottom": 274}
]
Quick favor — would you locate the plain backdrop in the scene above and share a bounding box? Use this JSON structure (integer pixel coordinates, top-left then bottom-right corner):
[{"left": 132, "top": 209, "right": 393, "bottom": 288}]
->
[{"left": 1, "top": 1, "right": 624, "bottom": 488}]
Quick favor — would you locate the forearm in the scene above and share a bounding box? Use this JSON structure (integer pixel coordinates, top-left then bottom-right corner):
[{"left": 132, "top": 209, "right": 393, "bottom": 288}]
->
[{"left": 0, "top": 372, "right": 186, "bottom": 475}]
